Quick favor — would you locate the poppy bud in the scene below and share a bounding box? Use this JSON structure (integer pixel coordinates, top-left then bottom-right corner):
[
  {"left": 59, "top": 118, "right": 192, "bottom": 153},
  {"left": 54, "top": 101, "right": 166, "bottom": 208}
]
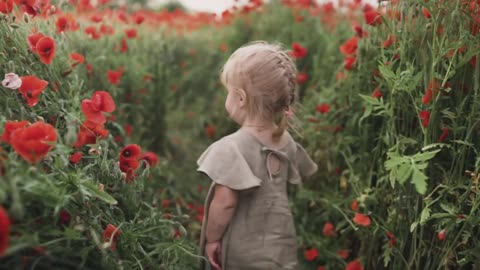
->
[
  {"left": 120, "top": 172, "right": 127, "bottom": 180},
  {"left": 23, "top": 13, "right": 29, "bottom": 23},
  {"left": 50, "top": 6, "right": 56, "bottom": 13},
  {"left": 88, "top": 147, "right": 101, "bottom": 155}
]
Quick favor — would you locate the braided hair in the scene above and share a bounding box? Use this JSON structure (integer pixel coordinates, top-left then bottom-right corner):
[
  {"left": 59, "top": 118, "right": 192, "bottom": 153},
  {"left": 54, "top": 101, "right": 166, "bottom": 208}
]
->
[{"left": 220, "top": 41, "right": 299, "bottom": 141}]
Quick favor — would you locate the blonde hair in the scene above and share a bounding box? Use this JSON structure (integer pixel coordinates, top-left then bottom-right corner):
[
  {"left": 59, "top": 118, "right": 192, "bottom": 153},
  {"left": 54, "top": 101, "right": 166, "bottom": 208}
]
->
[{"left": 220, "top": 41, "right": 299, "bottom": 141}]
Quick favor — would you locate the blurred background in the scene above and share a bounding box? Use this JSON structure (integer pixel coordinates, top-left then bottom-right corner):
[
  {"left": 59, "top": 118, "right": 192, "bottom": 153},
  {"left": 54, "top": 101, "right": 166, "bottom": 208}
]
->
[{"left": 148, "top": 0, "right": 379, "bottom": 13}]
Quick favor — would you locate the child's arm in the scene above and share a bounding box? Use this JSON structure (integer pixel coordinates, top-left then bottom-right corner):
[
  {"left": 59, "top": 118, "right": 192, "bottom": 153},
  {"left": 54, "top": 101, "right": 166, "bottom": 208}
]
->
[{"left": 205, "top": 184, "right": 239, "bottom": 243}]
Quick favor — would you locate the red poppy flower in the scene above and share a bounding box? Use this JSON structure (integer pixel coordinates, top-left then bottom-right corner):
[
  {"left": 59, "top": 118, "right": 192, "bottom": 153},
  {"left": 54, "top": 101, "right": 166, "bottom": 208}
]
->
[
  {"left": 36, "top": 36, "right": 56, "bottom": 64},
  {"left": 118, "top": 11, "right": 129, "bottom": 23},
  {"left": 422, "top": 79, "right": 439, "bottom": 105},
  {"left": 162, "top": 199, "right": 171, "bottom": 209},
  {"left": 338, "top": 249, "right": 349, "bottom": 260},
  {"left": 134, "top": 13, "right": 145, "bottom": 24},
  {"left": 0, "top": 207, "right": 10, "bottom": 256},
  {"left": 419, "top": 110, "right": 431, "bottom": 128},
  {"left": 85, "top": 26, "right": 101, "bottom": 40},
  {"left": 1, "top": 120, "right": 30, "bottom": 143},
  {"left": 100, "top": 24, "right": 115, "bottom": 35},
  {"left": 372, "top": 88, "right": 383, "bottom": 99},
  {"left": 58, "top": 210, "right": 71, "bottom": 226},
  {"left": 124, "top": 124, "right": 133, "bottom": 137},
  {"left": 345, "top": 259, "right": 363, "bottom": 270},
  {"left": 351, "top": 199, "right": 359, "bottom": 211},
  {"left": 353, "top": 213, "right": 371, "bottom": 227},
  {"left": 90, "top": 14, "right": 103, "bottom": 23},
  {"left": 69, "top": 152, "right": 82, "bottom": 164},
  {"left": 317, "top": 266, "right": 326, "bottom": 270},
  {"left": 125, "top": 28, "right": 137, "bottom": 39},
  {"left": 344, "top": 57, "right": 356, "bottom": 70},
  {"left": 437, "top": 229, "right": 446, "bottom": 240},
  {"left": 120, "top": 144, "right": 142, "bottom": 160},
  {"left": 340, "top": 36, "right": 358, "bottom": 56},
  {"left": 297, "top": 72, "right": 308, "bottom": 85},
  {"left": 70, "top": 52, "right": 85, "bottom": 65},
  {"left": 18, "top": 75, "right": 49, "bottom": 107},
  {"left": 141, "top": 151, "right": 159, "bottom": 167},
  {"left": 74, "top": 121, "right": 109, "bottom": 148},
  {"left": 304, "top": 248, "right": 319, "bottom": 261},
  {"left": 439, "top": 127, "right": 449, "bottom": 142},
  {"left": 364, "top": 10, "right": 382, "bottom": 26},
  {"left": 0, "top": 0, "right": 13, "bottom": 14},
  {"left": 81, "top": 91, "right": 116, "bottom": 124},
  {"left": 205, "top": 124, "right": 216, "bottom": 139},
  {"left": 383, "top": 34, "right": 395, "bottom": 48},
  {"left": 220, "top": 43, "right": 228, "bottom": 53},
  {"left": 10, "top": 122, "right": 57, "bottom": 164},
  {"left": 322, "top": 222, "right": 335, "bottom": 237},
  {"left": 107, "top": 69, "right": 123, "bottom": 85},
  {"left": 422, "top": 7, "right": 431, "bottom": 18},
  {"left": 422, "top": 88, "right": 433, "bottom": 104},
  {"left": 27, "top": 32, "right": 45, "bottom": 53},
  {"left": 386, "top": 230, "right": 395, "bottom": 247},
  {"left": 120, "top": 38, "right": 128, "bottom": 53},
  {"left": 316, "top": 103, "right": 330, "bottom": 114},
  {"left": 290, "top": 42, "right": 307, "bottom": 59},
  {"left": 56, "top": 16, "right": 69, "bottom": 33},
  {"left": 352, "top": 23, "right": 368, "bottom": 38},
  {"left": 102, "top": 224, "right": 121, "bottom": 251}
]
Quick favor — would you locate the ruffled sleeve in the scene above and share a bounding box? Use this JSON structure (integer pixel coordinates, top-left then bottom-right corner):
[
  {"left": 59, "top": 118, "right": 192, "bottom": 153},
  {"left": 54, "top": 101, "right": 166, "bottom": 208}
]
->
[
  {"left": 196, "top": 139, "right": 262, "bottom": 190},
  {"left": 289, "top": 142, "right": 318, "bottom": 184}
]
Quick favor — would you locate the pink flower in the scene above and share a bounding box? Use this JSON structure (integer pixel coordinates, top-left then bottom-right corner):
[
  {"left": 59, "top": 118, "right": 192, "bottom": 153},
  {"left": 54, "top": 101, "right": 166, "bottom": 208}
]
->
[{"left": 2, "top": 73, "right": 22, "bottom": 89}]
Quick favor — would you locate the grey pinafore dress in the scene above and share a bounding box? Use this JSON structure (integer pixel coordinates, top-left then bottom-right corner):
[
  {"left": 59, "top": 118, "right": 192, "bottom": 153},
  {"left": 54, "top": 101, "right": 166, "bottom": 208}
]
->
[{"left": 196, "top": 128, "right": 318, "bottom": 270}]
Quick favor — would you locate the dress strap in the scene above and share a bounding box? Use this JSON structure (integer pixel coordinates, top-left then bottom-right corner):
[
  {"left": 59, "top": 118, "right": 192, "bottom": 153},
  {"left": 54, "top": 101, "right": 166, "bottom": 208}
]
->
[{"left": 261, "top": 147, "right": 290, "bottom": 182}]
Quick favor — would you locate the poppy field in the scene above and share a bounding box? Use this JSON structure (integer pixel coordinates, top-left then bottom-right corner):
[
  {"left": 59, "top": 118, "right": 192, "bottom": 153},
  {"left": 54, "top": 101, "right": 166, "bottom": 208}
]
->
[{"left": 1, "top": 0, "right": 480, "bottom": 269}]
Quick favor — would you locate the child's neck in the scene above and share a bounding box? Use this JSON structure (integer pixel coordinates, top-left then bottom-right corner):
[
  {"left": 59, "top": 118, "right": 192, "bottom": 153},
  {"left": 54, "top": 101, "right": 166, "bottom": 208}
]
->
[{"left": 241, "top": 119, "right": 285, "bottom": 145}]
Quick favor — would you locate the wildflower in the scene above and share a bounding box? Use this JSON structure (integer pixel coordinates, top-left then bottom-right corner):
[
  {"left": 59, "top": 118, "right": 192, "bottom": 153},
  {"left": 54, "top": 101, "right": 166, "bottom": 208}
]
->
[
  {"left": 102, "top": 224, "right": 121, "bottom": 251},
  {"left": 419, "top": 110, "right": 431, "bottom": 128},
  {"left": 290, "top": 42, "right": 307, "bottom": 59},
  {"left": 364, "top": 10, "right": 382, "bottom": 26},
  {"left": 353, "top": 213, "right": 371, "bottom": 227},
  {"left": 0, "top": 207, "right": 10, "bottom": 256},
  {"left": 316, "top": 103, "right": 330, "bottom": 114},
  {"left": 18, "top": 75, "right": 49, "bottom": 107},
  {"left": 2, "top": 73, "right": 22, "bottom": 90},
  {"left": 81, "top": 91, "right": 116, "bottom": 124},
  {"left": 437, "top": 229, "right": 446, "bottom": 241},
  {"left": 1, "top": 121, "right": 30, "bottom": 143},
  {"left": 140, "top": 151, "right": 159, "bottom": 167},
  {"left": 35, "top": 36, "right": 56, "bottom": 64},
  {"left": 297, "top": 72, "right": 308, "bottom": 85},
  {"left": 340, "top": 37, "right": 358, "bottom": 56},
  {"left": 10, "top": 122, "right": 57, "bottom": 164},
  {"left": 304, "top": 248, "right": 319, "bottom": 261},
  {"left": 69, "top": 152, "right": 83, "bottom": 164}
]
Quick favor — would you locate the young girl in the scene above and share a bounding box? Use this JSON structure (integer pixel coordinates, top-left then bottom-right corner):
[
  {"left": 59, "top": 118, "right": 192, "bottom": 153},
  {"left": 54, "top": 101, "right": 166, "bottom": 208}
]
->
[{"left": 196, "top": 41, "right": 318, "bottom": 270}]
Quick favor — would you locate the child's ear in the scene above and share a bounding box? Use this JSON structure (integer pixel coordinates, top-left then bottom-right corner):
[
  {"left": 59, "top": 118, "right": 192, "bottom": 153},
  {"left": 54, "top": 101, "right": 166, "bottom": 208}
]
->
[{"left": 237, "top": 88, "right": 247, "bottom": 106}]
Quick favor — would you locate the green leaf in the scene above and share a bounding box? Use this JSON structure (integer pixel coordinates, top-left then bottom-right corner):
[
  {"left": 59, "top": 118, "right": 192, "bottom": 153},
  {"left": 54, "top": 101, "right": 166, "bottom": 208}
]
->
[
  {"left": 420, "top": 206, "right": 431, "bottom": 225},
  {"left": 410, "top": 221, "right": 418, "bottom": 232},
  {"left": 397, "top": 163, "right": 413, "bottom": 184},
  {"left": 80, "top": 180, "right": 117, "bottom": 205},
  {"left": 440, "top": 203, "right": 457, "bottom": 215},
  {"left": 412, "top": 168, "right": 428, "bottom": 194},
  {"left": 413, "top": 149, "right": 441, "bottom": 162},
  {"left": 384, "top": 156, "right": 405, "bottom": 169}
]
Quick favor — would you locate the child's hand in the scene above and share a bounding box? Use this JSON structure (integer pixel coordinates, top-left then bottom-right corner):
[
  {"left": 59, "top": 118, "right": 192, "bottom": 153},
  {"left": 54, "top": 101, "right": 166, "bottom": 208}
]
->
[{"left": 205, "top": 240, "right": 222, "bottom": 270}]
